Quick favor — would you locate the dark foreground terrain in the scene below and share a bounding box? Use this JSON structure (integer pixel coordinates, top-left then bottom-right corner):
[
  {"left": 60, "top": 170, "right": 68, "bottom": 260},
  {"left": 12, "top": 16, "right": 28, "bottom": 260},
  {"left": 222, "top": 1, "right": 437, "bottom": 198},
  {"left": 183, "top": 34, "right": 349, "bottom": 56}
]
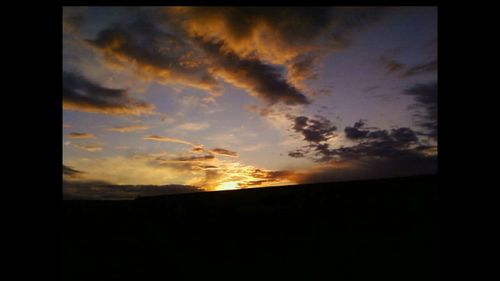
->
[{"left": 63, "top": 175, "right": 438, "bottom": 281}]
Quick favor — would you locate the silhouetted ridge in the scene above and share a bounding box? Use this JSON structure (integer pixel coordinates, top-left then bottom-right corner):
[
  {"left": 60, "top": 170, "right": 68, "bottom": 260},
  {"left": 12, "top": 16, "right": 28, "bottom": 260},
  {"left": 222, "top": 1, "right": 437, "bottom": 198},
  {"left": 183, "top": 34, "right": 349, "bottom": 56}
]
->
[{"left": 63, "top": 174, "right": 437, "bottom": 281}]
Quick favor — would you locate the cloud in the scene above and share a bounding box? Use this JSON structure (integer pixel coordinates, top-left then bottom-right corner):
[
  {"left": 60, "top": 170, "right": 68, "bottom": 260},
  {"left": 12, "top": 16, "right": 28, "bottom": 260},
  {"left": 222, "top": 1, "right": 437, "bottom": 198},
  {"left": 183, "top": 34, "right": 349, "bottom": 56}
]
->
[
  {"left": 380, "top": 56, "right": 405, "bottom": 74},
  {"left": 63, "top": 180, "right": 202, "bottom": 200},
  {"left": 63, "top": 164, "right": 84, "bottom": 177},
  {"left": 135, "top": 7, "right": 385, "bottom": 106},
  {"left": 403, "top": 81, "right": 437, "bottom": 140},
  {"left": 285, "top": 52, "right": 326, "bottom": 94},
  {"left": 198, "top": 39, "right": 310, "bottom": 106},
  {"left": 170, "top": 155, "right": 215, "bottom": 162},
  {"left": 63, "top": 7, "right": 87, "bottom": 34},
  {"left": 77, "top": 7, "right": 386, "bottom": 109},
  {"left": 107, "top": 125, "right": 150, "bottom": 132},
  {"left": 400, "top": 60, "right": 437, "bottom": 78},
  {"left": 63, "top": 71, "right": 155, "bottom": 115},
  {"left": 287, "top": 118, "right": 437, "bottom": 181},
  {"left": 379, "top": 55, "right": 437, "bottom": 79},
  {"left": 344, "top": 120, "right": 391, "bottom": 141},
  {"left": 291, "top": 115, "right": 337, "bottom": 143},
  {"left": 65, "top": 154, "right": 208, "bottom": 187},
  {"left": 391, "top": 127, "right": 418, "bottom": 143},
  {"left": 240, "top": 143, "right": 267, "bottom": 152},
  {"left": 316, "top": 122, "right": 424, "bottom": 162},
  {"left": 143, "top": 135, "right": 196, "bottom": 146},
  {"left": 177, "top": 122, "right": 210, "bottom": 131},
  {"left": 237, "top": 168, "right": 296, "bottom": 188},
  {"left": 86, "top": 19, "right": 220, "bottom": 93},
  {"left": 191, "top": 146, "right": 205, "bottom": 153},
  {"left": 288, "top": 150, "right": 307, "bottom": 158},
  {"left": 67, "top": 132, "right": 95, "bottom": 139},
  {"left": 208, "top": 148, "right": 238, "bottom": 157},
  {"left": 70, "top": 143, "right": 103, "bottom": 152},
  {"left": 167, "top": 7, "right": 386, "bottom": 65}
]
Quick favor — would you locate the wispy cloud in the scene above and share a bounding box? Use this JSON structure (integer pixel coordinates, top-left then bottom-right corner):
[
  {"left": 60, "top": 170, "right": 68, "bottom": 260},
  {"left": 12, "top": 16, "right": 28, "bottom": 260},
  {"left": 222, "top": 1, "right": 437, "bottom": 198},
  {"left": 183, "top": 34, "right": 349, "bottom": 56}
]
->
[
  {"left": 107, "top": 125, "right": 150, "bottom": 133},
  {"left": 241, "top": 143, "right": 267, "bottom": 152},
  {"left": 403, "top": 81, "right": 437, "bottom": 140},
  {"left": 67, "top": 132, "right": 95, "bottom": 139},
  {"left": 143, "top": 135, "right": 196, "bottom": 146},
  {"left": 70, "top": 143, "right": 103, "bottom": 152},
  {"left": 177, "top": 122, "right": 210, "bottom": 131},
  {"left": 380, "top": 56, "right": 405, "bottom": 74},
  {"left": 400, "top": 60, "right": 437, "bottom": 78}
]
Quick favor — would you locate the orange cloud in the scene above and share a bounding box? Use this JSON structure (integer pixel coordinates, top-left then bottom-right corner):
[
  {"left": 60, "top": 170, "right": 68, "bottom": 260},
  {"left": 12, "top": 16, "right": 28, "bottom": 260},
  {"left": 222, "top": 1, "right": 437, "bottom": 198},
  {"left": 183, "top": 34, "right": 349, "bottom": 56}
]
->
[
  {"left": 107, "top": 125, "right": 150, "bottom": 133},
  {"left": 67, "top": 132, "right": 95, "bottom": 139},
  {"left": 63, "top": 100, "right": 155, "bottom": 116},
  {"left": 165, "top": 7, "right": 323, "bottom": 65},
  {"left": 86, "top": 21, "right": 221, "bottom": 93},
  {"left": 70, "top": 143, "right": 103, "bottom": 152},
  {"left": 143, "top": 135, "right": 197, "bottom": 146}
]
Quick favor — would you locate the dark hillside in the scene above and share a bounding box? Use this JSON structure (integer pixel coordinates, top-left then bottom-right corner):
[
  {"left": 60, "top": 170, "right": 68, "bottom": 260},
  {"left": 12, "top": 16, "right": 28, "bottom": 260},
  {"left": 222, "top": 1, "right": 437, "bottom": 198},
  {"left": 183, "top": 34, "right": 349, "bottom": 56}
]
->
[{"left": 63, "top": 175, "right": 437, "bottom": 281}]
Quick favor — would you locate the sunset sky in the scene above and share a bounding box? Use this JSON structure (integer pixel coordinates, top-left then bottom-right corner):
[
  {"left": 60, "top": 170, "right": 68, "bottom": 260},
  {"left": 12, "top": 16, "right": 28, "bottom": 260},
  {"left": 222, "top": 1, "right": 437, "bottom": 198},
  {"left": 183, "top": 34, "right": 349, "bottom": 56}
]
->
[{"left": 63, "top": 6, "right": 437, "bottom": 199}]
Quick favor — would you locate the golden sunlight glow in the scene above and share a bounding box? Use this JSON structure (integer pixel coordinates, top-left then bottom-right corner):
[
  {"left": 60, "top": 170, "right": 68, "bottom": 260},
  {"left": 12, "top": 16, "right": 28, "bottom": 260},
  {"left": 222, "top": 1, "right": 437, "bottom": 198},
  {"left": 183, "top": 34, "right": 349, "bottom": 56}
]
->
[{"left": 216, "top": 181, "right": 239, "bottom": 191}]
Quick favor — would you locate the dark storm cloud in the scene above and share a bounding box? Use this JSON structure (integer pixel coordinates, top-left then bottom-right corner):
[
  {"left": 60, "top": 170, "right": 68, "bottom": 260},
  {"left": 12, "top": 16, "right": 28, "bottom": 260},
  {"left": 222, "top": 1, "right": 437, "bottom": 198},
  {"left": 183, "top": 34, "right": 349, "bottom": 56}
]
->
[
  {"left": 318, "top": 127, "right": 421, "bottom": 162},
  {"left": 63, "top": 165, "right": 83, "bottom": 177},
  {"left": 198, "top": 39, "right": 310, "bottom": 106},
  {"left": 345, "top": 120, "right": 369, "bottom": 139},
  {"left": 63, "top": 180, "right": 202, "bottom": 200},
  {"left": 319, "top": 125, "right": 425, "bottom": 162},
  {"left": 287, "top": 118, "right": 437, "bottom": 181},
  {"left": 63, "top": 71, "right": 155, "bottom": 115},
  {"left": 403, "top": 81, "right": 437, "bottom": 140},
  {"left": 344, "top": 120, "right": 391, "bottom": 141},
  {"left": 401, "top": 60, "right": 437, "bottom": 78},
  {"left": 291, "top": 115, "right": 337, "bottom": 143},
  {"left": 391, "top": 127, "right": 418, "bottom": 143}
]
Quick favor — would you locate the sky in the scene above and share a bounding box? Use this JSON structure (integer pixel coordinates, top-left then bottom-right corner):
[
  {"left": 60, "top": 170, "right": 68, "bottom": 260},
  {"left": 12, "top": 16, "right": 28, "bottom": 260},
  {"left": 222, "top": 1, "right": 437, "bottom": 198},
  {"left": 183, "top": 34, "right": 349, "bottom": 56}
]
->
[{"left": 63, "top": 6, "right": 437, "bottom": 199}]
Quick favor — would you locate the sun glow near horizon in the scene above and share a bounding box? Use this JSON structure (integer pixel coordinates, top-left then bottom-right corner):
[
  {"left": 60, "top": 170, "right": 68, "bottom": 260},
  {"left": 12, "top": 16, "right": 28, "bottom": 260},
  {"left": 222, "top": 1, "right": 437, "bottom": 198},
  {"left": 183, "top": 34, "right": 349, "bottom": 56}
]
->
[{"left": 216, "top": 181, "right": 240, "bottom": 191}]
